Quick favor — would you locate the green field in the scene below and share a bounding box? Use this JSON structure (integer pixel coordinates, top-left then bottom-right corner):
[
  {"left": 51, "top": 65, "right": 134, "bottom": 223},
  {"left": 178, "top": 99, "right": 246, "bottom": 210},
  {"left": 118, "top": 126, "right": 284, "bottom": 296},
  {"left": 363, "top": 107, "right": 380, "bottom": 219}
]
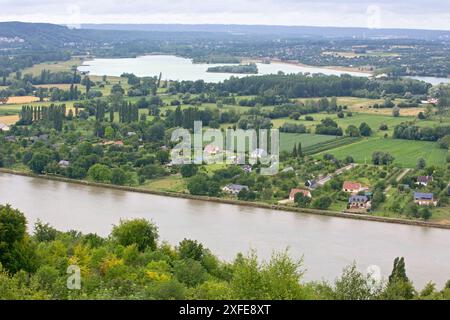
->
[
  {"left": 273, "top": 112, "right": 441, "bottom": 137},
  {"left": 317, "top": 137, "right": 447, "bottom": 167},
  {"left": 21, "top": 57, "right": 84, "bottom": 76},
  {"left": 280, "top": 133, "right": 343, "bottom": 152}
]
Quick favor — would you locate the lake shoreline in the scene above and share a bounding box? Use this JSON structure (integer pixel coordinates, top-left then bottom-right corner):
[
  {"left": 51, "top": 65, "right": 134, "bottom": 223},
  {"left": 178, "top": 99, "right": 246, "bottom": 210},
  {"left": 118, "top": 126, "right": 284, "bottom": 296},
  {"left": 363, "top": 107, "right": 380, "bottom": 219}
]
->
[
  {"left": 78, "top": 53, "right": 373, "bottom": 80},
  {"left": 1, "top": 168, "right": 448, "bottom": 230},
  {"left": 241, "top": 57, "right": 373, "bottom": 75}
]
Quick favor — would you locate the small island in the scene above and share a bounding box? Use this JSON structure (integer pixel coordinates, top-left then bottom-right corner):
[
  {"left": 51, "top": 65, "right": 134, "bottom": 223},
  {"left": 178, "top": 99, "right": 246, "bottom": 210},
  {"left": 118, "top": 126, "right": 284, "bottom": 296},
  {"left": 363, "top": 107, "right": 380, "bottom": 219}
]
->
[{"left": 207, "top": 63, "right": 259, "bottom": 74}]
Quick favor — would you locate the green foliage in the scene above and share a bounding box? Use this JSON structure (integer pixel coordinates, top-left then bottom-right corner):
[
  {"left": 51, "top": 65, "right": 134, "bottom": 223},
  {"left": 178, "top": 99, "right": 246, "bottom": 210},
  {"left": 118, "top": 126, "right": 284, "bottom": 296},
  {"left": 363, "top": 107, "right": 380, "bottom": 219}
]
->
[
  {"left": 187, "top": 174, "right": 220, "bottom": 196},
  {"left": 359, "top": 122, "right": 372, "bottom": 137},
  {"left": 0, "top": 205, "right": 36, "bottom": 273},
  {"left": 295, "top": 193, "right": 312, "bottom": 208},
  {"left": 29, "top": 152, "right": 51, "bottom": 173},
  {"left": 0, "top": 207, "right": 448, "bottom": 300},
  {"left": 180, "top": 164, "right": 198, "bottom": 178},
  {"left": 332, "top": 264, "right": 382, "bottom": 300},
  {"left": 88, "top": 164, "right": 112, "bottom": 183},
  {"left": 111, "top": 219, "right": 159, "bottom": 251},
  {"left": 111, "top": 168, "right": 127, "bottom": 185},
  {"left": 178, "top": 239, "right": 204, "bottom": 261},
  {"left": 312, "top": 196, "right": 332, "bottom": 209}
]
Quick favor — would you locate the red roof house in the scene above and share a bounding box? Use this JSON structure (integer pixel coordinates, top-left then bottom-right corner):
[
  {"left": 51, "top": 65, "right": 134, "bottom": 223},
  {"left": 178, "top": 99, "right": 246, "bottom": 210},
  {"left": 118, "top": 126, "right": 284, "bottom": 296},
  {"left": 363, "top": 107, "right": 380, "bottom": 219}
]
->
[
  {"left": 343, "top": 181, "right": 367, "bottom": 194},
  {"left": 289, "top": 188, "right": 312, "bottom": 201}
]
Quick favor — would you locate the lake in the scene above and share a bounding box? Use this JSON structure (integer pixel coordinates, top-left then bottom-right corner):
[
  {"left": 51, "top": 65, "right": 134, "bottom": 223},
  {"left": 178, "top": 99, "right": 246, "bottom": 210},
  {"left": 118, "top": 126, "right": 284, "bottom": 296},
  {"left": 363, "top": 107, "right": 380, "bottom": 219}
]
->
[
  {"left": 78, "top": 55, "right": 371, "bottom": 82},
  {"left": 1, "top": 172, "right": 449, "bottom": 288},
  {"left": 405, "top": 75, "right": 450, "bottom": 86}
]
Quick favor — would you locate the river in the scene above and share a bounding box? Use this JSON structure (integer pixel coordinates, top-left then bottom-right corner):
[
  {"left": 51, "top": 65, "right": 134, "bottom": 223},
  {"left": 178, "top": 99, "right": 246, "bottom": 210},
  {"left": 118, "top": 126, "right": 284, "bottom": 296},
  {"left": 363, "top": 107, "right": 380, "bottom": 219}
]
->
[
  {"left": 78, "top": 55, "right": 370, "bottom": 82},
  {"left": 78, "top": 55, "right": 450, "bottom": 85},
  {"left": 0, "top": 172, "right": 449, "bottom": 288}
]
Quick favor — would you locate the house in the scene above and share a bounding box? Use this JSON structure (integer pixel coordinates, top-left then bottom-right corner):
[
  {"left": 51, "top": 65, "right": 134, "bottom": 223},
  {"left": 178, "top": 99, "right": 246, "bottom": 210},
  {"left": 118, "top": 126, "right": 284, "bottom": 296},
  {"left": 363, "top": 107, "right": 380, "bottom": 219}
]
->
[
  {"left": 343, "top": 181, "right": 367, "bottom": 194},
  {"left": 204, "top": 145, "right": 221, "bottom": 155},
  {"left": 0, "top": 123, "right": 10, "bottom": 132},
  {"left": 289, "top": 188, "right": 312, "bottom": 201},
  {"left": 101, "top": 140, "right": 123, "bottom": 146},
  {"left": 414, "top": 192, "right": 437, "bottom": 206},
  {"left": 420, "top": 98, "right": 439, "bottom": 105},
  {"left": 416, "top": 176, "right": 433, "bottom": 186},
  {"left": 58, "top": 160, "right": 70, "bottom": 168},
  {"left": 242, "top": 165, "right": 252, "bottom": 173},
  {"left": 281, "top": 166, "right": 294, "bottom": 173},
  {"left": 4, "top": 136, "right": 16, "bottom": 142},
  {"left": 222, "top": 184, "right": 249, "bottom": 196},
  {"left": 250, "top": 148, "right": 267, "bottom": 159},
  {"left": 348, "top": 195, "right": 371, "bottom": 211},
  {"left": 305, "top": 180, "right": 318, "bottom": 190}
]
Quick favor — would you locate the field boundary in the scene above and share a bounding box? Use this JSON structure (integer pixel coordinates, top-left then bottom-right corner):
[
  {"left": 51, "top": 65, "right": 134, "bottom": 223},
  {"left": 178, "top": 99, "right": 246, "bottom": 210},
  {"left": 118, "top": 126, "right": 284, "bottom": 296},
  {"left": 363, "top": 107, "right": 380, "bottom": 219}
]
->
[{"left": 1, "top": 168, "right": 449, "bottom": 230}]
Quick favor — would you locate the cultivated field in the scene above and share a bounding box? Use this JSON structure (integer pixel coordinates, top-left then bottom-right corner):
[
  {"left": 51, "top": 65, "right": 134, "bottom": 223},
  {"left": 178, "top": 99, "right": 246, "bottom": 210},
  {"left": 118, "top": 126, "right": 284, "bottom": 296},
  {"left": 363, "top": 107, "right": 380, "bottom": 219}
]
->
[
  {"left": 280, "top": 133, "right": 342, "bottom": 152},
  {"left": 5, "top": 96, "right": 40, "bottom": 104},
  {"left": 273, "top": 112, "right": 422, "bottom": 135},
  {"left": 0, "top": 115, "right": 19, "bottom": 124},
  {"left": 318, "top": 137, "right": 447, "bottom": 167}
]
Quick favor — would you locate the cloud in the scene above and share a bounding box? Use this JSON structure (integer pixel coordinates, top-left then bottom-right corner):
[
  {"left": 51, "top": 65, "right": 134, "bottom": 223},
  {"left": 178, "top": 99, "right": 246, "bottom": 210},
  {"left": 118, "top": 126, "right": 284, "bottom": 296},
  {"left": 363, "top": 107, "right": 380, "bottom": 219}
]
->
[{"left": 0, "top": 0, "right": 448, "bottom": 30}]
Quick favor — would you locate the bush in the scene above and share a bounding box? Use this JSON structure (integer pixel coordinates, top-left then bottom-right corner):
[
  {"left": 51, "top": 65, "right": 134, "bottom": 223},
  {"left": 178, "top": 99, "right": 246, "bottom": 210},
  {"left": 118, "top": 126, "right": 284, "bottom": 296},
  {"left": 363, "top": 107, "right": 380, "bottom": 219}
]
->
[
  {"left": 180, "top": 164, "right": 198, "bottom": 178},
  {"left": 111, "top": 219, "right": 158, "bottom": 251},
  {"left": 88, "top": 164, "right": 112, "bottom": 182},
  {"left": 312, "top": 196, "right": 332, "bottom": 210}
]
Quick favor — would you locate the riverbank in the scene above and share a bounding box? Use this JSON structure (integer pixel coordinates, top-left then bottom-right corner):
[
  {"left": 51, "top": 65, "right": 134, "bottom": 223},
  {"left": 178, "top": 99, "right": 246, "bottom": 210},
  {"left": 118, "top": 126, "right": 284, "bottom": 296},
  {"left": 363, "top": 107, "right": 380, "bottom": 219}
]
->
[
  {"left": 1, "top": 168, "right": 448, "bottom": 230},
  {"left": 242, "top": 58, "right": 373, "bottom": 76}
]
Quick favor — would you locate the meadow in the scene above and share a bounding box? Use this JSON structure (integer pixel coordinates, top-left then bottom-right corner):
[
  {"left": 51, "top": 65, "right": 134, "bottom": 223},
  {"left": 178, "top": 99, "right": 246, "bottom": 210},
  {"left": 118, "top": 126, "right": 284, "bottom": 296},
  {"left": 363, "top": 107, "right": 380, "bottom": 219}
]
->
[
  {"left": 317, "top": 137, "right": 447, "bottom": 167},
  {"left": 21, "top": 57, "right": 85, "bottom": 76}
]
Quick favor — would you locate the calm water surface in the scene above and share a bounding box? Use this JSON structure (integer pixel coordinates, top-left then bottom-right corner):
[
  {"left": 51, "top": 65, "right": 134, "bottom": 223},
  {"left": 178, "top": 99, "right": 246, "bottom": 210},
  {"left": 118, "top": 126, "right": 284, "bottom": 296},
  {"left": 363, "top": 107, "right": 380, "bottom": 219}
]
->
[
  {"left": 1, "top": 172, "right": 449, "bottom": 288},
  {"left": 78, "top": 55, "right": 370, "bottom": 82}
]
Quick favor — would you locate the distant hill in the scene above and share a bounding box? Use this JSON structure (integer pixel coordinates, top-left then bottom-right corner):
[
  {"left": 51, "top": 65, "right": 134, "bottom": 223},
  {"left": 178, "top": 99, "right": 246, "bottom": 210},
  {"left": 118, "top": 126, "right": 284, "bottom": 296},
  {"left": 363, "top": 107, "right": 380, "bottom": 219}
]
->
[
  {"left": 0, "top": 22, "right": 86, "bottom": 47},
  {"left": 81, "top": 23, "right": 450, "bottom": 40},
  {"left": 0, "top": 21, "right": 234, "bottom": 49},
  {"left": 1, "top": 22, "right": 448, "bottom": 50}
]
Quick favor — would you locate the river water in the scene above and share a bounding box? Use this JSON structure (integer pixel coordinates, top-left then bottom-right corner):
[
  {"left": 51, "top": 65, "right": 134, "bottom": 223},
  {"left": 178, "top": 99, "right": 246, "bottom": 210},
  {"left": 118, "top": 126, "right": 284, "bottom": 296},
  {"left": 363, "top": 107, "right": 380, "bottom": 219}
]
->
[
  {"left": 0, "top": 172, "right": 449, "bottom": 288},
  {"left": 78, "top": 55, "right": 370, "bottom": 82}
]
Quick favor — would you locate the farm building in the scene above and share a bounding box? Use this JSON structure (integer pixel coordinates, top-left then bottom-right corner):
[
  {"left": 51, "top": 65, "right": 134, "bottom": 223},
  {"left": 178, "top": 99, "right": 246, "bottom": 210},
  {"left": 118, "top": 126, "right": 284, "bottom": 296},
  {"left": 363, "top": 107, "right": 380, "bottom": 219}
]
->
[{"left": 414, "top": 192, "right": 437, "bottom": 207}]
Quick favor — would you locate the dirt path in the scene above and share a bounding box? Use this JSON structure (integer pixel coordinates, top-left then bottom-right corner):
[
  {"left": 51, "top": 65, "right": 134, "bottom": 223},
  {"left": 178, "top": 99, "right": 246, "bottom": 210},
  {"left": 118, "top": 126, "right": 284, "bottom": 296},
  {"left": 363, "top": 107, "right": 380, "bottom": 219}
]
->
[{"left": 385, "top": 168, "right": 411, "bottom": 194}]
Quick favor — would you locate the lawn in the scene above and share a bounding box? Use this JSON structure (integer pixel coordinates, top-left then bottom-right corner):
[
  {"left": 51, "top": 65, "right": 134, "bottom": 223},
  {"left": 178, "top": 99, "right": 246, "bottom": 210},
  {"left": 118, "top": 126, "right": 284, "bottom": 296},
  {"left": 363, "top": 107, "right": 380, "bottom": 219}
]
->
[
  {"left": 317, "top": 137, "right": 447, "bottom": 168},
  {"left": 280, "top": 133, "right": 343, "bottom": 152},
  {"left": 142, "top": 175, "right": 186, "bottom": 193}
]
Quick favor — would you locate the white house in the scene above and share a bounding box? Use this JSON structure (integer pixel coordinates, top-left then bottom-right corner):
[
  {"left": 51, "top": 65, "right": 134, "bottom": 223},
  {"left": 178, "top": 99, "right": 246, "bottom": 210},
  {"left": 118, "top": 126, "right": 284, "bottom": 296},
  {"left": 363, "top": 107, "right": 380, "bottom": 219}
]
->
[
  {"left": 222, "top": 184, "right": 249, "bottom": 195},
  {"left": 0, "top": 123, "right": 10, "bottom": 132}
]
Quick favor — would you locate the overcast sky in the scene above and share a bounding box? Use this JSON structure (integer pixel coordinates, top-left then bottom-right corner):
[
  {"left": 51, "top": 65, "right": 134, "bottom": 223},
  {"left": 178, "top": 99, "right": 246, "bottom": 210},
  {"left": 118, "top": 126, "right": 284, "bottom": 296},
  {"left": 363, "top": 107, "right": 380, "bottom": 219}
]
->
[{"left": 0, "top": 0, "right": 449, "bottom": 30}]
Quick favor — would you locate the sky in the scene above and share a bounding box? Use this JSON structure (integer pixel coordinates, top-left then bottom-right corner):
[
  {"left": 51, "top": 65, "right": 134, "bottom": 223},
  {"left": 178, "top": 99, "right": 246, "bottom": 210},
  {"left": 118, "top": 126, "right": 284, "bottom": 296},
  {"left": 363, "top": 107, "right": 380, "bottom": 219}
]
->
[{"left": 0, "top": 0, "right": 449, "bottom": 30}]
